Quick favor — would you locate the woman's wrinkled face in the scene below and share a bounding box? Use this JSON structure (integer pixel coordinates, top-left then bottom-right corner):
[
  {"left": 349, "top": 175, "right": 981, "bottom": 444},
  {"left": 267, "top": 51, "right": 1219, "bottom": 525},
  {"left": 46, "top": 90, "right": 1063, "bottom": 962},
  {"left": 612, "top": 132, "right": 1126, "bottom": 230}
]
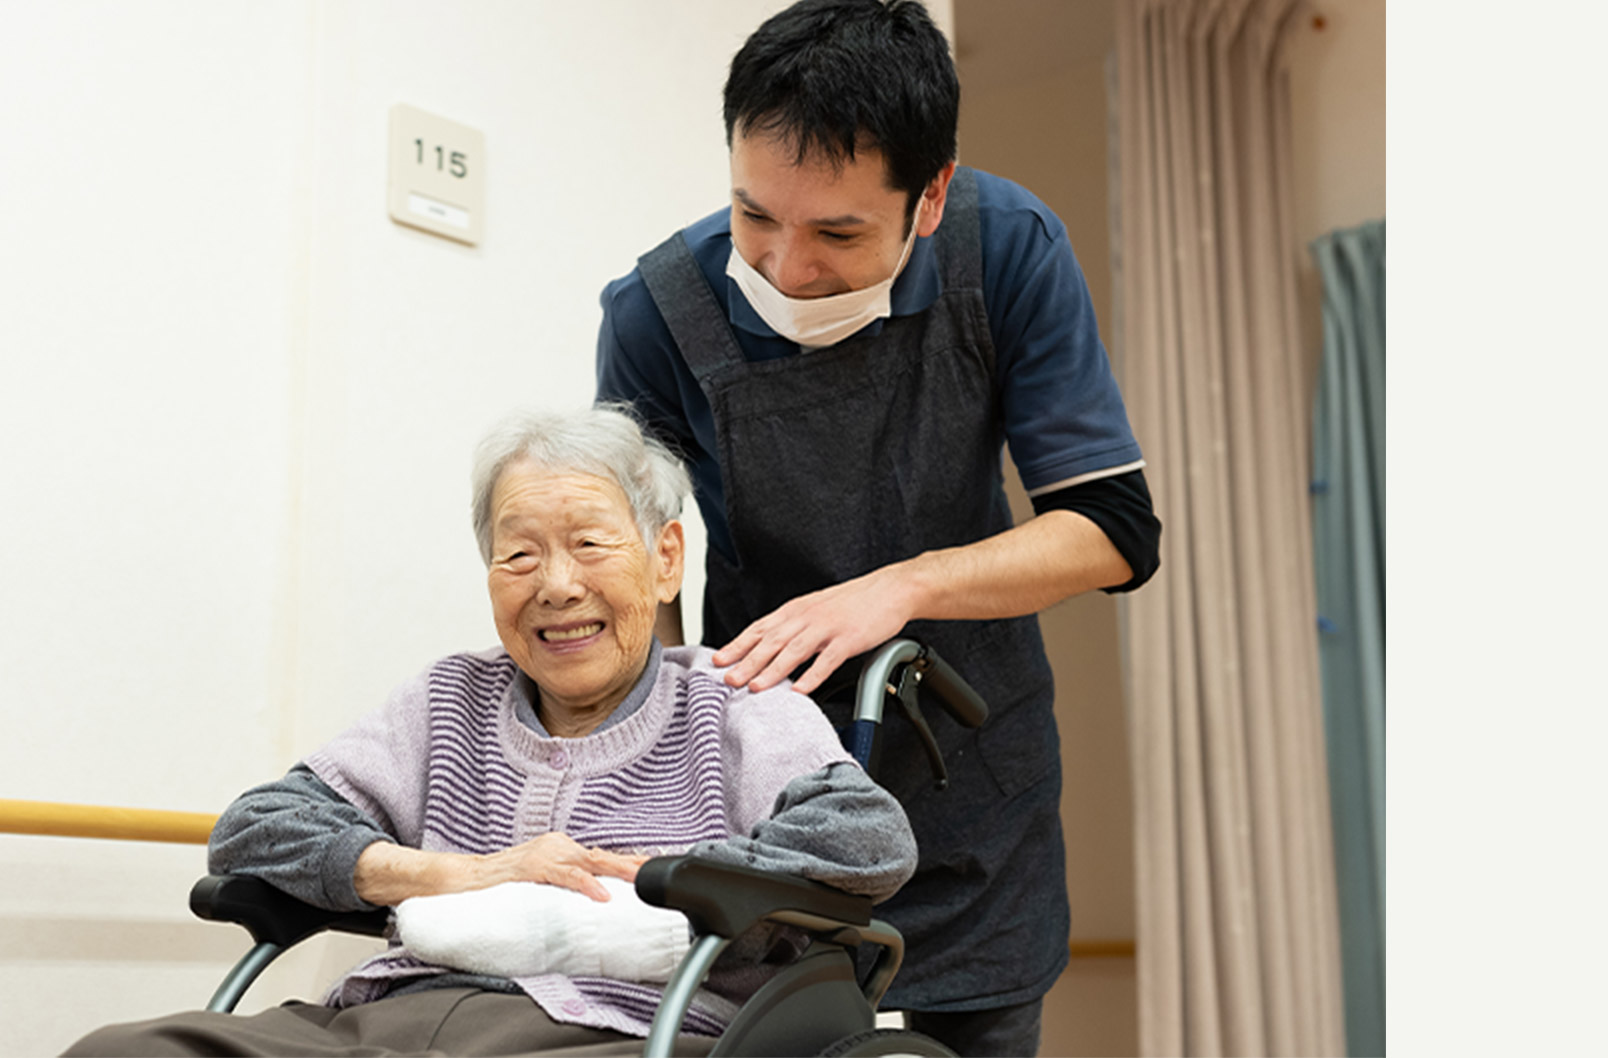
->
[{"left": 486, "top": 461, "right": 683, "bottom": 728}]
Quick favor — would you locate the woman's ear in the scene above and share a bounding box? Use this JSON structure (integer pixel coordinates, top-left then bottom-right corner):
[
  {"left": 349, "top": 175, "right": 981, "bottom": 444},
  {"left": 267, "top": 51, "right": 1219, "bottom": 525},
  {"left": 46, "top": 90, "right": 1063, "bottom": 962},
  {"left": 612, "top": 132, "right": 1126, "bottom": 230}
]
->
[{"left": 653, "top": 520, "right": 685, "bottom": 604}]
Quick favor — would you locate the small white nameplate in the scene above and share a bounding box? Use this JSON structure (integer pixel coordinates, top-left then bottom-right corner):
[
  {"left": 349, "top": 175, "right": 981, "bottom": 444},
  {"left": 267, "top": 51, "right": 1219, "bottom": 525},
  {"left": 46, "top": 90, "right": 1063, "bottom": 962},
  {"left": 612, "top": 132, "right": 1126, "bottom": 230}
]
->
[{"left": 408, "top": 192, "right": 469, "bottom": 230}]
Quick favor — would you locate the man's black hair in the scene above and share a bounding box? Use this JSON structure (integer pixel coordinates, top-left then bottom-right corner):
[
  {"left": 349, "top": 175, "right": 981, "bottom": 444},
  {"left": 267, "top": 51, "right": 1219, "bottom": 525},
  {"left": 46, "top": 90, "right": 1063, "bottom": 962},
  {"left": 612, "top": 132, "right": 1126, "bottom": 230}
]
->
[{"left": 723, "top": 0, "right": 960, "bottom": 218}]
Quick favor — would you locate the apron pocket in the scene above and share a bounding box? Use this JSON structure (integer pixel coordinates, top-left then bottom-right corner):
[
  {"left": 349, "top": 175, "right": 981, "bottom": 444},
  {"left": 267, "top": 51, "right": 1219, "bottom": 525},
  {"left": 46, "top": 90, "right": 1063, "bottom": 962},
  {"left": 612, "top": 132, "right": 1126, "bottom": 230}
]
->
[
  {"left": 975, "top": 694, "right": 1060, "bottom": 799},
  {"left": 907, "top": 615, "right": 1058, "bottom": 801}
]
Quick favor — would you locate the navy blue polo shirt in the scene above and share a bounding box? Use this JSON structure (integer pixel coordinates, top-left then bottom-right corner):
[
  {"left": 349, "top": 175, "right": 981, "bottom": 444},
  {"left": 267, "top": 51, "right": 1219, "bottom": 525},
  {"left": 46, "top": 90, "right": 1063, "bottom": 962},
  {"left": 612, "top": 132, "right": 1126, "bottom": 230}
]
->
[{"left": 596, "top": 167, "right": 1144, "bottom": 561}]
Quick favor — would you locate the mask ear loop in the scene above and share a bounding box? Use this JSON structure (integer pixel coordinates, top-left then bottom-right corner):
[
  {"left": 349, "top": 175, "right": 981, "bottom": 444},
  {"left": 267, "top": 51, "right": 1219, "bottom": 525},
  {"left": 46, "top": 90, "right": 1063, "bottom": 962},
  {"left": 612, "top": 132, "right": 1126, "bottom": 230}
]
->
[{"left": 891, "top": 198, "right": 924, "bottom": 280}]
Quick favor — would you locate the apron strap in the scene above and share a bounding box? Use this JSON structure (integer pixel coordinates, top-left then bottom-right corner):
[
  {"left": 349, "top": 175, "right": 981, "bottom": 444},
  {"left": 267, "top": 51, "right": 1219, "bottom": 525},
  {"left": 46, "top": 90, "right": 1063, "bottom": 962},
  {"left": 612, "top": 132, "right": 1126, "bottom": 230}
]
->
[
  {"left": 637, "top": 231, "right": 746, "bottom": 384},
  {"left": 934, "top": 167, "right": 982, "bottom": 292}
]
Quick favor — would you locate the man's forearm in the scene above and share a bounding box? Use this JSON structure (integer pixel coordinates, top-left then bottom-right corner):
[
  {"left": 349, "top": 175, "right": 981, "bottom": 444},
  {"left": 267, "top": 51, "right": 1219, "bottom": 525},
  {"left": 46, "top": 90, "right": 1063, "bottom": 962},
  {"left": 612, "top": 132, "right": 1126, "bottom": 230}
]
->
[
  {"left": 896, "top": 508, "right": 1133, "bottom": 621},
  {"left": 714, "top": 509, "right": 1135, "bottom": 694}
]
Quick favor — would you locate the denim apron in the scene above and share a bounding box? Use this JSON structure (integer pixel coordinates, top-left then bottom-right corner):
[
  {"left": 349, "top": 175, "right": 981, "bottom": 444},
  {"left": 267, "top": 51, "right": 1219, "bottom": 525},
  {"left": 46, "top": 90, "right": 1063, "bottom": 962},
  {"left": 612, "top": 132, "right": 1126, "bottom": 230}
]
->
[{"left": 637, "top": 169, "right": 1070, "bottom": 1010}]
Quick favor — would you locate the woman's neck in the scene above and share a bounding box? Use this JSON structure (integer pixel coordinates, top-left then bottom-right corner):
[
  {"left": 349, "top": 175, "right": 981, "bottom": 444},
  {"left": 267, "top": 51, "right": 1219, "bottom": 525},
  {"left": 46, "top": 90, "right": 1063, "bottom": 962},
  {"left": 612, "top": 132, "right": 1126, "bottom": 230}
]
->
[
  {"left": 538, "top": 701, "right": 618, "bottom": 739},
  {"left": 534, "top": 643, "right": 661, "bottom": 738}
]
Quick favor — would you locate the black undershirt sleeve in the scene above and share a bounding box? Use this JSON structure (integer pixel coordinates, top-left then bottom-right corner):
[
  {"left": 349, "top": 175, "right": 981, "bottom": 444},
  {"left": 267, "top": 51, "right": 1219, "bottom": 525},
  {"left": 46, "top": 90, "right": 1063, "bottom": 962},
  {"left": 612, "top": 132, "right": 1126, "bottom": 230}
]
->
[{"left": 1029, "top": 468, "right": 1162, "bottom": 593}]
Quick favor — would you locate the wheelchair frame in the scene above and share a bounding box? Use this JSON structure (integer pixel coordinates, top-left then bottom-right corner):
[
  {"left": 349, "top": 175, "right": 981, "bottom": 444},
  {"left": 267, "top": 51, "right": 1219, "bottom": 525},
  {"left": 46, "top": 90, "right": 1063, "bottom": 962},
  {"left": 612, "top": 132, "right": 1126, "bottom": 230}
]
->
[{"left": 189, "top": 638, "right": 986, "bottom": 1057}]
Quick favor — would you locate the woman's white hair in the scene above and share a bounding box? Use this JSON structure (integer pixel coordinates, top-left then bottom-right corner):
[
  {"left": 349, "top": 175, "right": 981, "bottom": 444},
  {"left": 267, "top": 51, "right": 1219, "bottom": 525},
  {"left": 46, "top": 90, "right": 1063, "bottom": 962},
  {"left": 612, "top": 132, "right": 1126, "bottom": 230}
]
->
[{"left": 470, "top": 403, "right": 691, "bottom": 565}]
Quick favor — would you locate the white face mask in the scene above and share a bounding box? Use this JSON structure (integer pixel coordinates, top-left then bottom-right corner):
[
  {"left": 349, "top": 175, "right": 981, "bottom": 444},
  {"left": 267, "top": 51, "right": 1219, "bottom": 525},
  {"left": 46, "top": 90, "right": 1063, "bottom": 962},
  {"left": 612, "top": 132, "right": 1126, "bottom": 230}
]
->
[{"left": 725, "top": 205, "right": 923, "bottom": 350}]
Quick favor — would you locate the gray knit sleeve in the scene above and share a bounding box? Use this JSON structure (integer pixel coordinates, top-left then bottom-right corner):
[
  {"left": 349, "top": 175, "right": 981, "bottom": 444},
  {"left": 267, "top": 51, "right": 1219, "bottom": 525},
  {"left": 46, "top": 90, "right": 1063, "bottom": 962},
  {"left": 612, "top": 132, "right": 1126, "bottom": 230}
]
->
[
  {"left": 689, "top": 762, "right": 917, "bottom": 903},
  {"left": 207, "top": 763, "right": 394, "bottom": 912}
]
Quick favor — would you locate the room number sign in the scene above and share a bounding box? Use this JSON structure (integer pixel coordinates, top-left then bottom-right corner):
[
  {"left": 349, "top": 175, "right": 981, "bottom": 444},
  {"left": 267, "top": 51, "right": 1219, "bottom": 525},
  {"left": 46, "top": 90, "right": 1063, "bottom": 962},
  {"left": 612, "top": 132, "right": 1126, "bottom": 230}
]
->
[{"left": 387, "top": 104, "right": 485, "bottom": 246}]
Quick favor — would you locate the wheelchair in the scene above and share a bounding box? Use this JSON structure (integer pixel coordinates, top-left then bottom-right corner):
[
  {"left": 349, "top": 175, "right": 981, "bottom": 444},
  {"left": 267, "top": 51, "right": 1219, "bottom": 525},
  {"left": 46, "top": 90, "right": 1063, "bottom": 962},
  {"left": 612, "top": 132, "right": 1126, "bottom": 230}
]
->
[{"left": 189, "top": 638, "right": 988, "bottom": 1057}]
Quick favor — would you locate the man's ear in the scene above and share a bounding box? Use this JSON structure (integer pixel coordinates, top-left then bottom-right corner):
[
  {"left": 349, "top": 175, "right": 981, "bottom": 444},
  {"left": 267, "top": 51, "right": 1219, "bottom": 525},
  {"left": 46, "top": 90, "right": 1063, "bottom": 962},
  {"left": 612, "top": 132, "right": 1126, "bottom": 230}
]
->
[
  {"left": 653, "top": 520, "right": 686, "bottom": 604},
  {"left": 916, "top": 161, "right": 958, "bottom": 238}
]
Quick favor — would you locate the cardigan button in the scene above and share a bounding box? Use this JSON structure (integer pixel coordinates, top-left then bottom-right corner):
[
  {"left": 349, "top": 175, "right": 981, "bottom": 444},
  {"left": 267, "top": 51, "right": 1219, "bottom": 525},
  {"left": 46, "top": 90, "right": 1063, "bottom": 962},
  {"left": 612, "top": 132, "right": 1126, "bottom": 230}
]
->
[
  {"left": 550, "top": 748, "right": 570, "bottom": 769},
  {"left": 562, "top": 998, "right": 587, "bottom": 1017}
]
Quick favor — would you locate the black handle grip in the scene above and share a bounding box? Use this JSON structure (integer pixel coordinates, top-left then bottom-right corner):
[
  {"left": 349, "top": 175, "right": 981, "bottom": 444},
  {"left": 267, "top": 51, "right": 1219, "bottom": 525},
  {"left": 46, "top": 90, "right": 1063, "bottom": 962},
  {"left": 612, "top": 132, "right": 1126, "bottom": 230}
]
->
[
  {"left": 917, "top": 648, "right": 989, "bottom": 729},
  {"left": 636, "top": 855, "right": 871, "bottom": 938}
]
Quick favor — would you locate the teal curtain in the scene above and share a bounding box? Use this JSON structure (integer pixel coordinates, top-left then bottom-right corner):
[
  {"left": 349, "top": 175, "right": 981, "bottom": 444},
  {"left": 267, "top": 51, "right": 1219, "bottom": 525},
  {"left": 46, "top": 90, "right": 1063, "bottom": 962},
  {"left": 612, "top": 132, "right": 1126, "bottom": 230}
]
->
[{"left": 1310, "top": 218, "right": 1385, "bottom": 1056}]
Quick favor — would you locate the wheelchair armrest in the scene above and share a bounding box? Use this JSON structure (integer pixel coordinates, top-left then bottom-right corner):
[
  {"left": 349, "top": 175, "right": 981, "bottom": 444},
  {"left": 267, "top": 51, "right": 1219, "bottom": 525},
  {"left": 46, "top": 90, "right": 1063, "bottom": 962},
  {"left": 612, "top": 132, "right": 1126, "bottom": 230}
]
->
[
  {"left": 189, "top": 874, "right": 390, "bottom": 949},
  {"left": 634, "top": 855, "right": 872, "bottom": 939}
]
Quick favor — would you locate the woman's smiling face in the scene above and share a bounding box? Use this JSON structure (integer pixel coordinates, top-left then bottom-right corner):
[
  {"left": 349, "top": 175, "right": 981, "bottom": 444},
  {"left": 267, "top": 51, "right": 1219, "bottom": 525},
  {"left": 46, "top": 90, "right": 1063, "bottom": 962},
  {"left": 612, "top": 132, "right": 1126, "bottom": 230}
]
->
[{"left": 485, "top": 461, "right": 683, "bottom": 732}]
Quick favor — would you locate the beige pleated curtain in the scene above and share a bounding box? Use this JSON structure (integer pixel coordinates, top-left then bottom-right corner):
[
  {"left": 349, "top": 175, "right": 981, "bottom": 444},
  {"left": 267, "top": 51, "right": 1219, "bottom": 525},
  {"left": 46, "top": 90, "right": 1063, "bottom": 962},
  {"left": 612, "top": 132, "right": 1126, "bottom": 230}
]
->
[{"left": 1113, "top": 1, "right": 1347, "bottom": 1054}]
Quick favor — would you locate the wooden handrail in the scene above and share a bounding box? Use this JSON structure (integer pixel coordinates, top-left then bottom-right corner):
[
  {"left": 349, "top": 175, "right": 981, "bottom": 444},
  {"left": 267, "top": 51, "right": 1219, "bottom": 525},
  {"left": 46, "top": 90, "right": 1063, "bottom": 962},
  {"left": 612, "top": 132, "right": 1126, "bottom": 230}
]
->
[
  {"left": 1068, "top": 938, "right": 1137, "bottom": 958},
  {"left": 0, "top": 800, "right": 1139, "bottom": 957},
  {"left": 0, "top": 798, "right": 217, "bottom": 845}
]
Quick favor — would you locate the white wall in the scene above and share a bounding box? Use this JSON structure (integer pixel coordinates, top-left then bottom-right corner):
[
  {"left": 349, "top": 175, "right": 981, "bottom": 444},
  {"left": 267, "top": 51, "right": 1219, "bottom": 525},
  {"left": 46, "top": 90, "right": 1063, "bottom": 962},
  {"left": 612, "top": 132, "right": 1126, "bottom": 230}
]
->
[
  {"left": 0, "top": 2, "right": 947, "bottom": 1053},
  {"left": 950, "top": 4, "right": 1385, "bottom": 1055}
]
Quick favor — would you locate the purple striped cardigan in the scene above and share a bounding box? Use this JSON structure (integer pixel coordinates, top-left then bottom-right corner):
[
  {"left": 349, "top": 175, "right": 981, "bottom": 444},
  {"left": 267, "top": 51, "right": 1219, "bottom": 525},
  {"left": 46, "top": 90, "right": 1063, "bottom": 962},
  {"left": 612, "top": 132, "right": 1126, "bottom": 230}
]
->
[{"left": 304, "top": 643, "right": 856, "bottom": 1037}]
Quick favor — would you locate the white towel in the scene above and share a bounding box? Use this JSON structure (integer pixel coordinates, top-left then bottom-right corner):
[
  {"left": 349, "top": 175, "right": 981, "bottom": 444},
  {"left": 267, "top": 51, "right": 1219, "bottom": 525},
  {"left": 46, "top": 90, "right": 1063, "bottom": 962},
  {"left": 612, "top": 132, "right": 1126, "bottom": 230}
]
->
[{"left": 396, "top": 877, "right": 691, "bottom": 983}]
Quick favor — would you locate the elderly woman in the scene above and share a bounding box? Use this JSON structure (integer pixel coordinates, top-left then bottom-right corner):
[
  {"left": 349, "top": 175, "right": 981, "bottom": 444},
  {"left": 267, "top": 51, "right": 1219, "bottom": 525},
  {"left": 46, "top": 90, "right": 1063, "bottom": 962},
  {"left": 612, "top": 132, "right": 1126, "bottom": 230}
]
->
[{"left": 66, "top": 405, "right": 917, "bottom": 1058}]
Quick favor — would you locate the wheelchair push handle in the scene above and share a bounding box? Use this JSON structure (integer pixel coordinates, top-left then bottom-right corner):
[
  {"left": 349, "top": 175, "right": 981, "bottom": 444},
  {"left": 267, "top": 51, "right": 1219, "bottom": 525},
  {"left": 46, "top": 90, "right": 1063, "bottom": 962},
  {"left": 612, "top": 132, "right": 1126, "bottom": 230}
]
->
[
  {"left": 854, "top": 638, "right": 988, "bottom": 730},
  {"left": 913, "top": 647, "right": 989, "bottom": 729},
  {"left": 850, "top": 639, "right": 989, "bottom": 790}
]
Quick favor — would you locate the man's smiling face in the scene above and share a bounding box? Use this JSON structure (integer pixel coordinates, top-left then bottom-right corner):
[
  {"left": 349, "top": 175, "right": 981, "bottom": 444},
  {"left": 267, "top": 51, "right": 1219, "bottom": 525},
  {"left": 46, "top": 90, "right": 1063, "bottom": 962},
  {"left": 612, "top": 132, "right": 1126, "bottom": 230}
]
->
[{"left": 728, "top": 128, "right": 930, "bottom": 299}]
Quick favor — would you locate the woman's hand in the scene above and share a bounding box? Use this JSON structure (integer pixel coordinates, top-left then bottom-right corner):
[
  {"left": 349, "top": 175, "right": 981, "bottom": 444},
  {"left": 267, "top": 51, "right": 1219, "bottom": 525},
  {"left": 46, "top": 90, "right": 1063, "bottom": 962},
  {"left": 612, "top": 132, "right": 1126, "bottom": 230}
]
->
[
  {"left": 476, "top": 833, "right": 648, "bottom": 902},
  {"left": 354, "top": 833, "right": 648, "bottom": 906}
]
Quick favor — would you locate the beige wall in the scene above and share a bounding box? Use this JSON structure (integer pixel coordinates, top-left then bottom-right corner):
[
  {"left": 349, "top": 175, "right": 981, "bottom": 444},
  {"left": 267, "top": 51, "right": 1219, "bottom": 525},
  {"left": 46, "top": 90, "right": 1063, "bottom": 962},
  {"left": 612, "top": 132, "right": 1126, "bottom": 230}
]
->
[
  {"left": 953, "top": 3, "right": 1138, "bottom": 1054},
  {"left": 952, "top": 1, "right": 1384, "bottom": 1054},
  {"left": 1288, "top": 0, "right": 1389, "bottom": 389},
  {"left": 1289, "top": 0, "right": 1388, "bottom": 242}
]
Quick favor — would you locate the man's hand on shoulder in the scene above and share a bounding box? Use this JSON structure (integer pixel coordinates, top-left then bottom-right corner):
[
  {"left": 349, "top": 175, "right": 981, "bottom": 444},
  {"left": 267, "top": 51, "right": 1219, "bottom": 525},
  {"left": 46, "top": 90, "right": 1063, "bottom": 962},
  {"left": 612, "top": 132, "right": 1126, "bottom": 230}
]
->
[
  {"left": 712, "top": 508, "right": 1136, "bottom": 696},
  {"left": 713, "top": 565, "right": 921, "bottom": 696}
]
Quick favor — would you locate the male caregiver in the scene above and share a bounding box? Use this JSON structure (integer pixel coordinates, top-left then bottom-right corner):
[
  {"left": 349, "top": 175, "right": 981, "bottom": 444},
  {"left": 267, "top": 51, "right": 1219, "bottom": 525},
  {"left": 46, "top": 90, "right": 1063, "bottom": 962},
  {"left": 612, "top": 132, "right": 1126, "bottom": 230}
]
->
[{"left": 595, "top": 2, "right": 1161, "bottom": 1055}]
